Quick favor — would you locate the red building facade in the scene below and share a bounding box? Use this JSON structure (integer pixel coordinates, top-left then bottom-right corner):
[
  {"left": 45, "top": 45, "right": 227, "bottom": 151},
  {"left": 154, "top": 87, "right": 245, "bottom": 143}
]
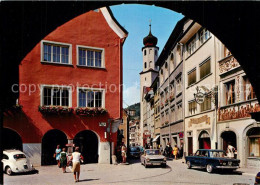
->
[{"left": 4, "top": 7, "right": 127, "bottom": 165}]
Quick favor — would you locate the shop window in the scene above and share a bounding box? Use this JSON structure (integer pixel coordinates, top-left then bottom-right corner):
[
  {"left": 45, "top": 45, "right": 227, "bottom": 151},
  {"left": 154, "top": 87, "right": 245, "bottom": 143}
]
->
[
  {"left": 200, "top": 59, "right": 211, "bottom": 80},
  {"left": 78, "top": 46, "right": 104, "bottom": 68},
  {"left": 248, "top": 128, "right": 260, "bottom": 157},
  {"left": 188, "top": 69, "right": 196, "bottom": 86},
  {"left": 189, "top": 101, "right": 197, "bottom": 115},
  {"left": 243, "top": 76, "right": 256, "bottom": 101},
  {"left": 200, "top": 96, "right": 211, "bottom": 112},
  {"left": 225, "top": 80, "right": 236, "bottom": 105}
]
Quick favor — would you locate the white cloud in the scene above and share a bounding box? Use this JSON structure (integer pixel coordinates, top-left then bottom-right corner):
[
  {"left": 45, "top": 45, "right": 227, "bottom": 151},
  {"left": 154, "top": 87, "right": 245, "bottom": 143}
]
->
[{"left": 123, "top": 85, "right": 140, "bottom": 108}]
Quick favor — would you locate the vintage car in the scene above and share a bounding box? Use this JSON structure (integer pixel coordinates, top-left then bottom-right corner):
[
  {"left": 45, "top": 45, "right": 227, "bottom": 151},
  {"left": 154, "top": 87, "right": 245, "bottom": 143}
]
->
[
  {"left": 140, "top": 149, "right": 167, "bottom": 168},
  {"left": 2, "top": 150, "right": 35, "bottom": 175},
  {"left": 129, "top": 147, "right": 141, "bottom": 158},
  {"left": 185, "top": 149, "right": 240, "bottom": 173}
]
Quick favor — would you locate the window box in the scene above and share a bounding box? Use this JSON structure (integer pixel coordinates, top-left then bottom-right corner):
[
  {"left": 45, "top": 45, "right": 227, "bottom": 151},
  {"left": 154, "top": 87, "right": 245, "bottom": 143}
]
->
[
  {"left": 38, "top": 105, "right": 73, "bottom": 115},
  {"left": 169, "top": 95, "right": 175, "bottom": 102},
  {"left": 75, "top": 107, "right": 107, "bottom": 117}
]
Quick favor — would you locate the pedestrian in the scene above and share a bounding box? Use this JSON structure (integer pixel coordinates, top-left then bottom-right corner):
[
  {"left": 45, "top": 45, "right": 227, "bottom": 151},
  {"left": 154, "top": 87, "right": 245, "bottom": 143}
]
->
[
  {"left": 55, "top": 145, "right": 61, "bottom": 167},
  {"left": 121, "top": 143, "right": 127, "bottom": 163},
  {"left": 173, "top": 145, "right": 178, "bottom": 160},
  {"left": 168, "top": 143, "right": 173, "bottom": 158},
  {"left": 226, "top": 142, "right": 236, "bottom": 158},
  {"left": 60, "top": 148, "right": 68, "bottom": 173},
  {"left": 70, "top": 147, "right": 84, "bottom": 182}
]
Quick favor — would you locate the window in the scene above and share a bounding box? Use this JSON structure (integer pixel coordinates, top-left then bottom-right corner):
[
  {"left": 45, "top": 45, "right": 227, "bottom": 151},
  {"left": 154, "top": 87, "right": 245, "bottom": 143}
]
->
[
  {"left": 199, "top": 28, "right": 211, "bottom": 45},
  {"left": 165, "top": 62, "right": 168, "bottom": 68},
  {"left": 248, "top": 128, "right": 260, "bottom": 157},
  {"left": 176, "top": 76, "right": 182, "bottom": 95},
  {"left": 149, "top": 61, "right": 152, "bottom": 68},
  {"left": 155, "top": 50, "right": 158, "bottom": 56},
  {"left": 144, "top": 62, "right": 147, "bottom": 69},
  {"left": 225, "top": 80, "right": 235, "bottom": 105},
  {"left": 78, "top": 46, "right": 104, "bottom": 68},
  {"left": 42, "top": 41, "right": 70, "bottom": 64},
  {"left": 42, "top": 86, "right": 70, "bottom": 106},
  {"left": 200, "top": 59, "right": 211, "bottom": 79},
  {"left": 144, "top": 50, "right": 147, "bottom": 56},
  {"left": 188, "top": 69, "right": 196, "bottom": 86},
  {"left": 243, "top": 76, "right": 256, "bottom": 101},
  {"left": 200, "top": 96, "right": 211, "bottom": 112},
  {"left": 171, "top": 105, "right": 175, "bottom": 112},
  {"left": 3, "top": 154, "right": 9, "bottom": 160},
  {"left": 78, "top": 89, "right": 104, "bottom": 108},
  {"left": 189, "top": 101, "right": 197, "bottom": 115},
  {"left": 187, "top": 37, "right": 196, "bottom": 56}
]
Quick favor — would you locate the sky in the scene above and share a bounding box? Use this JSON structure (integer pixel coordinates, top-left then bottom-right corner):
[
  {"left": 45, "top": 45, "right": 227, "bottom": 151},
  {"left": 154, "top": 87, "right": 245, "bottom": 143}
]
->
[{"left": 110, "top": 4, "right": 183, "bottom": 108}]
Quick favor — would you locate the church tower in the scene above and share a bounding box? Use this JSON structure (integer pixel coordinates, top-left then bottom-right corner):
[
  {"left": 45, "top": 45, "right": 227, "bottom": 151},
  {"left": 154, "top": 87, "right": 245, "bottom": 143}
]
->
[{"left": 139, "top": 24, "right": 159, "bottom": 146}]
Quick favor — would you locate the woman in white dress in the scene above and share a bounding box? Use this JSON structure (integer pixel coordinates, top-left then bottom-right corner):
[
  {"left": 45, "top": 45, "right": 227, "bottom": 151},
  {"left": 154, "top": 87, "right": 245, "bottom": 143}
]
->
[{"left": 70, "top": 147, "right": 83, "bottom": 182}]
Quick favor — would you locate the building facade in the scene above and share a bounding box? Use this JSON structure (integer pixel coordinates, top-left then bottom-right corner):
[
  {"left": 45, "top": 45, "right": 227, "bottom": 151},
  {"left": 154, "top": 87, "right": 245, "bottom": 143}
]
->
[
  {"left": 3, "top": 7, "right": 128, "bottom": 165},
  {"left": 217, "top": 46, "right": 260, "bottom": 168}
]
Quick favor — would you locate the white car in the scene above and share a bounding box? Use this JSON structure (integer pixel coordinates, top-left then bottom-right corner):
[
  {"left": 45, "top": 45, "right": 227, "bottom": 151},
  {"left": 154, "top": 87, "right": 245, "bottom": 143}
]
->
[
  {"left": 2, "top": 150, "right": 35, "bottom": 175},
  {"left": 140, "top": 149, "right": 167, "bottom": 168}
]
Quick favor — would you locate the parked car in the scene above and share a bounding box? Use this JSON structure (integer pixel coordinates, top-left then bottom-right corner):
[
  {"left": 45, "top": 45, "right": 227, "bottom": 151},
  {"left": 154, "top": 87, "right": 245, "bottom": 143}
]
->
[
  {"left": 129, "top": 147, "right": 141, "bottom": 158},
  {"left": 140, "top": 149, "right": 167, "bottom": 168},
  {"left": 2, "top": 150, "right": 35, "bottom": 175},
  {"left": 185, "top": 149, "right": 240, "bottom": 173},
  {"left": 137, "top": 146, "right": 144, "bottom": 153}
]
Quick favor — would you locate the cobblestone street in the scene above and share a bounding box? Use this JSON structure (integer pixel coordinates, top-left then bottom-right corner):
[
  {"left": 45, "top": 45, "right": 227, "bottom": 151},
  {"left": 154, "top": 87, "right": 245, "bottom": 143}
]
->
[{"left": 4, "top": 159, "right": 256, "bottom": 185}]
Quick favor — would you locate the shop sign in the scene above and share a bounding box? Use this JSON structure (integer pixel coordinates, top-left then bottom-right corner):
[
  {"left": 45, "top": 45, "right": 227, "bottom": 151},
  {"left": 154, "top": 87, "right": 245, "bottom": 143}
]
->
[{"left": 188, "top": 115, "right": 210, "bottom": 127}]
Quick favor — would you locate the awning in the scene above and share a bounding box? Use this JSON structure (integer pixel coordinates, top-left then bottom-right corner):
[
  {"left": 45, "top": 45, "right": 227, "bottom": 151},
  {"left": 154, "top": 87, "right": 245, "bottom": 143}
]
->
[{"left": 152, "top": 135, "right": 160, "bottom": 142}]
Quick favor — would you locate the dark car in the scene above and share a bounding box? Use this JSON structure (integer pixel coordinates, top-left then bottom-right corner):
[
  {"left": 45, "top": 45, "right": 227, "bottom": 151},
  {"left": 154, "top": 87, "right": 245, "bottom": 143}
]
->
[
  {"left": 129, "top": 147, "right": 141, "bottom": 158},
  {"left": 185, "top": 149, "right": 240, "bottom": 173}
]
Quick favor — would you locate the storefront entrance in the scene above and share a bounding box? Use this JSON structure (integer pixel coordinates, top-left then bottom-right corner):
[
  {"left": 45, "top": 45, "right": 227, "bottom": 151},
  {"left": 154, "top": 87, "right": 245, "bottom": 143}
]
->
[
  {"left": 74, "top": 130, "right": 99, "bottom": 164},
  {"left": 42, "top": 129, "right": 67, "bottom": 165},
  {"left": 3, "top": 128, "right": 22, "bottom": 151},
  {"left": 221, "top": 131, "right": 237, "bottom": 152},
  {"left": 199, "top": 131, "right": 211, "bottom": 149}
]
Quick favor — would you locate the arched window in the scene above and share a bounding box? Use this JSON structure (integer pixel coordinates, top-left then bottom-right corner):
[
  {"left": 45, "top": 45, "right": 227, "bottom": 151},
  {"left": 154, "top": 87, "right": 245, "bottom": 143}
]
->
[
  {"left": 144, "top": 50, "right": 147, "bottom": 56},
  {"left": 144, "top": 62, "right": 147, "bottom": 69},
  {"left": 165, "top": 62, "right": 168, "bottom": 68}
]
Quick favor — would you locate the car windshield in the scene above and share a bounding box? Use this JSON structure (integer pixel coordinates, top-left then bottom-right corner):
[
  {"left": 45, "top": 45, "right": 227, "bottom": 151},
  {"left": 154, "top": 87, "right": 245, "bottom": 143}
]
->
[
  {"left": 13, "top": 154, "right": 26, "bottom": 160},
  {"left": 130, "top": 147, "right": 140, "bottom": 152},
  {"left": 146, "top": 150, "right": 159, "bottom": 155},
  {"left": 209, "top": 151, "right": 226, "bottom": 158}
]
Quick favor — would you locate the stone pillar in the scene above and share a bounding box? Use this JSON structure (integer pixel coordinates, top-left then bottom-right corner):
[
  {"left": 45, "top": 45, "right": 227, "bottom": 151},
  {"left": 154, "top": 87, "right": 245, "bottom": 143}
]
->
[
  {"left": 23, "top": 143, "right": 41, "bottom": 166},
  {"left": 98, "top": 141, "right": 110, "bottom": 164},
  {"left": 67, "top": 139, "right": 74, "bottom": 155}
]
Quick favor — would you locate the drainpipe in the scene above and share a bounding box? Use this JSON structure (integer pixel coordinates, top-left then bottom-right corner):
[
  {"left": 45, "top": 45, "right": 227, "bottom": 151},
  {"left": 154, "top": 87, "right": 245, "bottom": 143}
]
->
[{"left": 213, "top": 35, "right": 218, "bottom": 150}]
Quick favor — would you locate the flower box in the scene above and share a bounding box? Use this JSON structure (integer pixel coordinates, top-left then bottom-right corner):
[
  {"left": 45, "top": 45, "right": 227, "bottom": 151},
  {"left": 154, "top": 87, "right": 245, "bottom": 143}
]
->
[
  {"left": 75, "top": 107, "right": 107, "bottom": 117},
  {"left": 38, "top": 106, "right": 73, "bottom": 115}
]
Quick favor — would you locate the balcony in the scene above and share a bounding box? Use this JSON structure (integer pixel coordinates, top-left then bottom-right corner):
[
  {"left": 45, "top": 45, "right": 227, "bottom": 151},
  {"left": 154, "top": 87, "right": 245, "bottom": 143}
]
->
[{"left": 218, "top": 99, "right": 260, "bottom": 122}]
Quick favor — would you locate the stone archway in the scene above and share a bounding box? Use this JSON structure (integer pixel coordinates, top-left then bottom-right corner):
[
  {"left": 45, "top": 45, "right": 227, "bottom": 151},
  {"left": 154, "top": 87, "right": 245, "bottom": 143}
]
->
[
  {"left": 198, "top": 130, "right": 211, "bottom": 149},
  {"left": 3, "top": 128, "right": 23, "bottom": 151},
  {"left": 41, "top": 129, "right": 68, "bottom": 165},
  {"left": 221, "top": 131, "right": 237, "bottom": 152},
  {"left": 74, "top": 130, "right": 99, "bottom": 164}
]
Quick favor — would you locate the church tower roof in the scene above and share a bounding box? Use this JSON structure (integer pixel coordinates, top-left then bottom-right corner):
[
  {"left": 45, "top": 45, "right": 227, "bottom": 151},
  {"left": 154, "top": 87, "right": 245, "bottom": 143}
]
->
[{"left": 143, "top": 23, "right": 158, "bottom": 47}]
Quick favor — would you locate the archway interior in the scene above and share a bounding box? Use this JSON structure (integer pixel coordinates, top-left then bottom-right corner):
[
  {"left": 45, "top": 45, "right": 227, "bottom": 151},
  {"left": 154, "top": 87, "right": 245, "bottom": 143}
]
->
[
  {"left": 3, "top": 128, "right": 22, "bottom": 151},
  {"left": 198, "top": 131, "right": 211, "bottom": 149},
  {"left": 42, "top": 129, "right": 67, "bottom": 165},
  {"left": 74, "top": 130, "right": 98, "bottom": 164},
  {"left": 221, "top": 131, "right": 237, "bottom": 151}
]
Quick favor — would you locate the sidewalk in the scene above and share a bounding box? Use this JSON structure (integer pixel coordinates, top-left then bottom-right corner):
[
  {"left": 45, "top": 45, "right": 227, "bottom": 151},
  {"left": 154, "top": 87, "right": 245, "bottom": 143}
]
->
[{"left": 238, "top": 167, "right": 259, "bottom": 177}]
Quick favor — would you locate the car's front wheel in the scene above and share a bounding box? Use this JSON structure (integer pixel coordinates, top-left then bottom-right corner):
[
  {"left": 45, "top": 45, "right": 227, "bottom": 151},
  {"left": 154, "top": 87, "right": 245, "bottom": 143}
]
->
[
  {"left": 5, "top": 166, "right": 12, "bottom": 176},
  {"left": 206, "top": 164, "right": 213, "bottom": 173},
  {"left": 187, "top": 161, "right": 192, "bottom": 169}
]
